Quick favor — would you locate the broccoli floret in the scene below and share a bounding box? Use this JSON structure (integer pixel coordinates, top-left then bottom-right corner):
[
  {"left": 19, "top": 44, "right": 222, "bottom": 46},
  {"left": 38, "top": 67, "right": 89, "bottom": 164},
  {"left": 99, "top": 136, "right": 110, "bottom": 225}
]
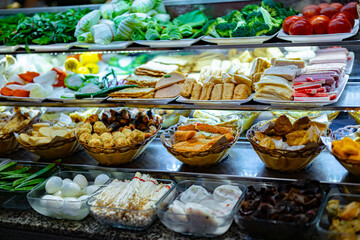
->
[
  {"left": 202, "top": 18, "right": 226, "bottom": 38},
  {"left": 241, "top": 4, "right": 260, "bottom": 16},
  {"left": 215, "top": 22, "right": 237, "bottom": 37},
  {"left": 223, "top": 10, "right": 245, "bottom": 23},
  {"left": 284, "top": 7, "right": 299, "bottom": 17},
  {"left": 246, "top": 10, "right": 264, "bottom": 22},
  {"left": 230, "top": 24, "right": 252, "bottom": 37},
  {"left": 259, "top": 7, "right": 282, "bottom": 34},
  {"left": 261, "top": 0, "right": 285, "bottom": 18},
  {"left": 251, "top": 21, "right": 270, "bottom": 36}
]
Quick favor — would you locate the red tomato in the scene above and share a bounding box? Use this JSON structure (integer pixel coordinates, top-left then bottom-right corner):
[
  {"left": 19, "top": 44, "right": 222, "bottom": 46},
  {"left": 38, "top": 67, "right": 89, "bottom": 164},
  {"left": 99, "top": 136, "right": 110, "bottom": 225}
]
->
[
  {"left": 328, "top": 18, "right": 352, "bottom": 33},
  {"left": 341, "top": 2, "right": 358, "bottom": 19},
  {"left": 289, "top": 19, "right": 313, "bottom": 35},
  {"left": 283, "top": 16, "right": 303, "bottom": 34},
  {"left": 310, "top": 15, "right": 330, "bottom": 34},
  {"left": 303, "top": 8, "right": 319, "bottom": 19},
  {"left": 303, "top": 5, "right": 321, "bottom": 13},
  {"left": 318, "top": 3, "right": 330, "bottom": 9},
  {"left": 320, "top": 6, "right": 338, "bottom": 19},
  {"left": 333, "top": 12, "right": 355, "bottom": 27},
  {"left": 330, "top": 3, "right": 343, "bottom": 11}
]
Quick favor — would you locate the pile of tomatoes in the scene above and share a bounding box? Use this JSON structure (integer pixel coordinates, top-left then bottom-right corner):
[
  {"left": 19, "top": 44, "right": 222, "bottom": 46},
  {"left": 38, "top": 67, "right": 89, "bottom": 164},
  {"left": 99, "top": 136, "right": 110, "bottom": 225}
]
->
[{"left": 283, "top": 2, "right": 358, "bottom": 35}]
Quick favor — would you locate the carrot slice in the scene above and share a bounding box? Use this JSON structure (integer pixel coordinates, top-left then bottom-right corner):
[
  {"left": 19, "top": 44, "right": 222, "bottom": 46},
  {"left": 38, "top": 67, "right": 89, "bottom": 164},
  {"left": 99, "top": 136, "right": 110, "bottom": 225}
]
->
[
  {"left": 12, "top": 89, "right": 30, "bottom": 97},
  {"left": 6, "top": 82, "right": 22, "bottom": 86},
  {"left": 18, "top": 71, "right": 40, "bottom": 83},
  {"left": 1, "top": 87, "right": 13, "bottom": 96},
  {"left": 51, "top": 67, "right": 67, "bottom": 87}
]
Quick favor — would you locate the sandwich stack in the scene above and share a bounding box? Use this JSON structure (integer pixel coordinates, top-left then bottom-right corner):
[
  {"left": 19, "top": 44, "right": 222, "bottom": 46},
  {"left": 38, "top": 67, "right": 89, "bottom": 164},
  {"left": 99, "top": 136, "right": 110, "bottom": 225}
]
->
[
  {"left": 292, "top": 47, "right": 348, "bottom": 101},
  {"left": 254, "top": 59, "right": 304, "bottom": 101},
  {"left": 180, "top": 59, "right": 253, "bottom": 101}
]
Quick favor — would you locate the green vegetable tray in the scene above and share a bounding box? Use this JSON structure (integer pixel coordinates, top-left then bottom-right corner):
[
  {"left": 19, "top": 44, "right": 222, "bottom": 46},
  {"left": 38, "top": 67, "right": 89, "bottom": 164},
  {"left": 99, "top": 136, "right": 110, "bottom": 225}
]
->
[{"left": 0, "top": 159, "right": 60, "bottom": 210}]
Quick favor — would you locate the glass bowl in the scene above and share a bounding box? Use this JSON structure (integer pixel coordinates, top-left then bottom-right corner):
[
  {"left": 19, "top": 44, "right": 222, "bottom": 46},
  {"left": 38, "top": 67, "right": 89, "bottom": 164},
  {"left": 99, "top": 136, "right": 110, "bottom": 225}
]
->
[
  {"left": 234, "top": 182, "right": 326, "bottom": 240},
  {"left": 76, "top": 125, "right": 161, "bottom": 166},
  {"left": 87, "top": 173, "right": 175, "bottom": 230},
  {"left": 27, "top": 170, "right": 111, "bottom": 220},
  {"left": 156, "top": 179, "right": 246, "bottom": 237},
  {"left": 317, "top": 193, "right": 360, "bottom": 240},
  {"left": 246, "top": 121, "right": 326, "bottom": 172},
  {"left": 326, "top": 125, "right": 360, "bottom": 176},
  {"left": 160, "top": 124, "right": 241, "bottom": 167}
]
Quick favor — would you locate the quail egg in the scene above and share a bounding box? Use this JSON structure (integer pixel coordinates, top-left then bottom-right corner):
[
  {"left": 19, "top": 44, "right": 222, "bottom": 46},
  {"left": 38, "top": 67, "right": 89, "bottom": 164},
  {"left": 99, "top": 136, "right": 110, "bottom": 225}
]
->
[
  {"left": 73, "top": 174, "right": 88, "bottom": 189},
  {"left": 45, "top": 176, "right": 63, "bottom": 194},
  {"left": 61, "top": 182, "right": 81, "bottom": 197}
]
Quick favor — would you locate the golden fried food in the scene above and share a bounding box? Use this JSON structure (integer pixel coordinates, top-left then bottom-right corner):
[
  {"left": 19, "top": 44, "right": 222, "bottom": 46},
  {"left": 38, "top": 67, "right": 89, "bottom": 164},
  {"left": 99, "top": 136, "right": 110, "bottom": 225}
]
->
[
  {"left": 178, "top": 124, "right": 197, "bottom": 131},
  {"left": 332, "top": 137, "right": 360, "bottom": 161},
  {"left": 285, "top": 130, "right": 308, "bottom": 146},
  {"left": 100, "top": 132, "right": 113, "bottom": 143},
  {"left": 190, "top": 83, "right": 202, "bottom": 100},
  {"left": 175, "top": 130, "right": 196, "bottom": 142},
  {"left": 222, "top": 83, "right": 235, "bottom": 100},
  {"left": 293, "top": 116, "right": 311, "bottom": 131},
  {"left": 210, "top": 84, "right": 223, "bottom": 100},
  {"left": 258, "top": 122, "right": 274, "bottom": 135},
  {"left": 93, "top": 121, "right": 107, "bottom": 135},
  {"left": 233, "top": 84, "right": 250, "bottom": 100},
  {"left": 181, "top": 78, "right": 196, "bottom": 98},
  {"left": 259, "top": 137, "right": 275, "bottom": 149},
  {"left": 79, "top": 132, "right": 92, "bottom": 143},
  {"left": 200, "top": 82, "right": 214, "bottom": 100},
  {"left": 196, "top": 123, "right": 233, "bottom": 135},
  {"left": 274, "top": 115, "right": 293, "bottom": 136}
]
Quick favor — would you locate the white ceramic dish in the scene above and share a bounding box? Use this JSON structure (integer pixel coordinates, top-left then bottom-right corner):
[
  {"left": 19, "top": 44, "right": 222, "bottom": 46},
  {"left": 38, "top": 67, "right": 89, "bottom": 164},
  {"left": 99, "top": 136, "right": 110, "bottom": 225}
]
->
[
  {"left": 253, "top": 75, "right": 349, "bottom": 107},
  {"left": 46, "top": 97, "right": 108, "bottom": 103},
  {"left": 134, "top": 37, "right": 202, "bottom": 48},
  {"left": 24, "top": 43, "right": 74, "bottom": 52},
  {"left": 0, "top": 45, "right": 20, "bottom": 53},
  {"left": 72, "top": 41, "right": 132, "bottom": 50},
  {"left": 107, "top": 96, "right": 178, "bottom": 104},
  {"left": 202, "top": 32, "right": 278, "bottom": 45},
  {"left": 176, "top": 94, "right": 253, "bottom": 105},
  {"left": 277, "top": 20, "right": 359, "bottom": 43},
  {"left": 1, "top": 95, "right": 44, "bottom": 102},
  {"left": 346, "top": 51, "right": 355, "bottom": 75}
]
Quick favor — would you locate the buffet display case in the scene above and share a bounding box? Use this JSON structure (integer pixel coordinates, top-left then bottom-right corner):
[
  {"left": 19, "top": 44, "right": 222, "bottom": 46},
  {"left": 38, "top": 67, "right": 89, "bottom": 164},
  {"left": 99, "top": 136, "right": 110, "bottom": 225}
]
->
[{"left": 1, "top": 0, "right": 360, "bottom": 239}]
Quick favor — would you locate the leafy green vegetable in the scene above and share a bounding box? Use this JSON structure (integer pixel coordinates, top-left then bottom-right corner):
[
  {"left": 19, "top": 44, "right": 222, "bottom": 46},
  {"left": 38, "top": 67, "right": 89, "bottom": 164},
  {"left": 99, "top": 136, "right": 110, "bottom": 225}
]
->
[
  {"left": 202, "top": 18, "right": 226, "bottom": 38},
  {"left": 75, "top": 85, "right": 138, "bottom": 99},
  {"left": 131, "top": 27, "right": 146, "bottom": 40},
  {"left": 162, "top": 25, "right": 182, "bottom": 40},
  {"left": 146, "top": 21, "right": 162, "bottom": 32},
  {"left": 131, "top": 0, "right": 156, "bottom": 13},
  {"left": 0, "top": 167, "right": 30, "bottom": 175},
  {"left": 115, "top": 14, "right": 140, "bottom": 40},
  {"left": 0, "top": 9, "right": 90, "bottom": 46},
  {"left": 145, "top": 28, "right": 160, "bottom": 40},
  {"left": 13, "top": 178, "right": 46, "bottom": 190},
  {"left": 173, "top": 10, "right": 208, "bottom": 28},
  {"left": 241, "top": 4, "right": 260, "bottom": 16},
  {"left": 100, "top": 2, "right": 130, "bottom": 19},
  {"left": 179, "top": 25, "right": 193, "bottom": 38},
  {"left": 77, "top": 32, "right": 94, "bottom": 43},
  {"left": 0, "top": 161, "right": 17, "bottom": 172}
]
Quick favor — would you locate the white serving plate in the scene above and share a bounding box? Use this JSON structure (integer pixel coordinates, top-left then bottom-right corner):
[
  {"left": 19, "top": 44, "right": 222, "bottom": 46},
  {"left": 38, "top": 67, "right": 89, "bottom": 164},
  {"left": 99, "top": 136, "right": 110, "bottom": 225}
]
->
[
  {"left": 253, "top": 75, "right": 349, "bottom": 107},
  {"left": 346, "top": 51, "right": 355, "bottom": 75},
  {"left": 72, "top": 41, "right": 132, "bottom": 50},
  {"left": 24, "top": 43, "right": 74, "bottom": 52},
  {"left": 176, "top": 94, "right": 253, "bottom": 105},
  {"left": 2, "top": 96, "right": 44, "bottom": 102},
  {"left": 107, "top": 96, "right": 178, "bottom": 104},
  {"left": 202, "top": 32, "right": 278, "bottom": 45},
  {"left": 46, "top": 97, "right": 107, "bottom": 103},
  {"left": 0, "top": 45, "right": 20, "bottom": 53},
  {"left": 134, "top": 37, "right": 202, "bottom": 48},
  {"left": 277, "top": 20, "right": 359, "bottom": 43}
]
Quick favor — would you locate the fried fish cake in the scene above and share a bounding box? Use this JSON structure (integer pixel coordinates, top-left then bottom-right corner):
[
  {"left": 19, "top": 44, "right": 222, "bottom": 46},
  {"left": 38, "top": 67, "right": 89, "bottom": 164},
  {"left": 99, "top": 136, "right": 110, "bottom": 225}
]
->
[
  {"left": 259, "top": 137, "right": 275, "bottom": 149},
  {"left": 181, "top": 78, "right": 196, "bottom": 98},
  {"left": 274, "top": 115, "right": 293, "bottom": 136},
  {"left": 285, "top": 130, "right": 308, "bottom": 146},
  {"left": 200, "top": 82, "right": 214, "bottom": 100},
  {"left": 222, "top": 83, "right": 235, "bottom": 100},
  {"left": 233, "top": 84, "right": 250, "bottom": 100},
  {"left": 210, "top": 84, "right": 223, "bottom": 100},
  {"left": 190, "top": 83, "right": 202, "bottom": 100}
]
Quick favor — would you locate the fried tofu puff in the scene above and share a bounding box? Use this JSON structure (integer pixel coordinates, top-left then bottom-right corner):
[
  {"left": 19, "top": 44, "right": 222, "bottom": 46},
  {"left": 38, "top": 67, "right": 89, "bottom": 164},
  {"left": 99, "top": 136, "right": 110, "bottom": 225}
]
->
[
  {"left": 112, "top": 131, "right": 125, "bottom": 140},
  {"left": 115, "top": 137, "right": 132, "bottom": 147},
  {"left": 130, "top": 129, "right": 145, "bottom": 144},
  {"left": 93, "top": 121, "right": 107, "bottom": 135},
  {"left": 79, "top": 132, "right": 92, "bottom": 143},
  {"left": 77, "top": 122, "right": 92, "bottom": 136},
  {"left": 104, "top": 140, "right": 115, "bottom": 148},
  {"left": 122, "top": 128, "right": 132, "bottom": 137},
  {"left": 88, "top": 138, "right": 102, "bottom": 147},
  {"left": 100, "top": 132, "right": 113, "bottom": 143}
]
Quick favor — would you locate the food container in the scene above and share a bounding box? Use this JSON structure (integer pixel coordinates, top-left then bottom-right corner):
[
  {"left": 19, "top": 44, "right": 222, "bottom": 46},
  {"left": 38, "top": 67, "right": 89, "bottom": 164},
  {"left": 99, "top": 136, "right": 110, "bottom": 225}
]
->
[
  {"left": 324, "top": 125, "right": 360, "bottom": 176},
  {"left": 247, "top": 121, "right": 326, "bottom": 172},
  {"left": 27, "top": 170, "right": 110, "bottom": 220},
  {"left": 157, "top": 179, "right": 246, "bottom": 237},
  {"left": 0, "top": 160, "right": 59, "bottom": 209},
  {"left": 76, "top": 124, "right": 161, "bottom": 166},
  {"left": 16, "top": 134, "right": 82, "bottom": 161},
  {"left": 234, "top": 183, "right": 325, "bottom": 240},
  {"left": 87, "top": 173, "right": 175, "bottom": 230},
  {"left": 317, "top": 193, "right": 360, "bottom": 240},
  {"left": 160, "top": 124, "right": 241, "bottom": 167}
]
